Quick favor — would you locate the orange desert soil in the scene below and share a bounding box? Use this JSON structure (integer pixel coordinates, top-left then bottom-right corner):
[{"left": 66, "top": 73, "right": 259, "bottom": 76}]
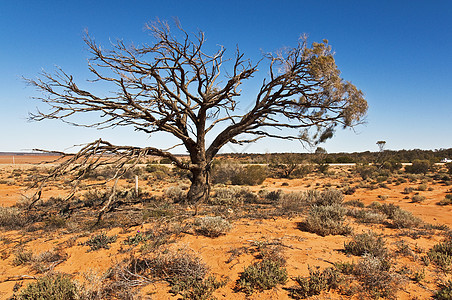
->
[{"left": 0, "top": 159, "right": 451, "bottom": 299}]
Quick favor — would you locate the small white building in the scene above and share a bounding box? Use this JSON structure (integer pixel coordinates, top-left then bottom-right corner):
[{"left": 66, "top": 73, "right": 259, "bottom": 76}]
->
[{"left": 440, "top": 158, "right": 452, "bottom": 163}]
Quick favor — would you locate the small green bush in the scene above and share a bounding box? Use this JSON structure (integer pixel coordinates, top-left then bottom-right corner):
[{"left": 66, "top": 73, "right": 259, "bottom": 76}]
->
[
  {"left": 344, "top": 231, "right": 388, "bottom": 258},
  {"left": 405, "top": 160, "right": 431, "bottom": 175},
  {"left": 83, "top": 232, "right": 117, "bottom": 252},
  {"left": 344, "top": 199, "right": 365, "bottom": 208},
  {"left": 303, "top": 205, "right": 351, "bottom": 236},
  {"left": 313, "top": 188, "right": 344, "bottom": 206},
  {"left": 19, "top": 273, "right": 79, "bottom": 300},
  {"left": 290, "top": 267, "right": 340, "bottom": 298},
  {"left": 428, "top": 238, "right": 452, "bottom": 272},
  {"left": 236, "top": 259, "right": 287, "bottom": 295},
  {"left": 411, "top": 194, "right": 426, "bottom": 203}
]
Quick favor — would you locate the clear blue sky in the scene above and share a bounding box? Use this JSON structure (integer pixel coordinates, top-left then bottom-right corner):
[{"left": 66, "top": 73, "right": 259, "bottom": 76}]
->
[{"left": 1, "top": 0, "right": 451, "bottom": 154}]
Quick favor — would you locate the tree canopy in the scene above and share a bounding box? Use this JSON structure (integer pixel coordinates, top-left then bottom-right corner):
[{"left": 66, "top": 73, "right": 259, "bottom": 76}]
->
[{"left": 28, "top": 20, "right": 367, "bottom": 205}]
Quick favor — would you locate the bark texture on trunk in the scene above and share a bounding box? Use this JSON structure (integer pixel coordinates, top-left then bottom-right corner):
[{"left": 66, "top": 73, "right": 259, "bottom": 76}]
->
[{"left": 187, "top": 166, "right": 211, "bottom": 205}]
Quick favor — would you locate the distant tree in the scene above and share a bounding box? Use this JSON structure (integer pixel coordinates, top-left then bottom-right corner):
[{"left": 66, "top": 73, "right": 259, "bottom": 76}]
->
[
  {"left": 376, "top": 140, "right": 386, "bottom": 152},
  {"left": 405, "top": 159, "right": 431, "bottom": 175},
  {"left": 28, "top": 20, "right": 367, "bottom": 207}
]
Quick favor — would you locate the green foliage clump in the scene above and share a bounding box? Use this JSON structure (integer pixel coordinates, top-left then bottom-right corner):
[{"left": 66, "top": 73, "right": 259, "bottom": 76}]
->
[
  {"left": 290, "top": 267, "right": 340, "bottom": 298},
  {"left": 405, "top": 159, "right": 431, "bottom": 175},
  {"left": 18, "top": 273, "right": 79, "bottom": 300},
  {"left": 83, "top": 232, "right": 117, "bottom": 252},
  {"left": 170, "top": 274, "right": 227, "bottom": 300},
  {"left": 236, "top": 259, "right": 287, "bottom": 295},
  {"left": 428, "top": 238, "right": 452, "bottom": 273}
]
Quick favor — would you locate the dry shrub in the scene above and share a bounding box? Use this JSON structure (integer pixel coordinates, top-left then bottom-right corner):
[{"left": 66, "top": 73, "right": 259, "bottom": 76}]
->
[
  {"left": 194, "top": 216, "right": 232, "bottom": 237},
  {"left": 428, "top": 238, "right": 452, "bottom": 273},
  {"left": 211, "top": 163, "right": 267, "bottom": 186},
  {"left": 290, "top": 267, "right": 340, "bottom": 298},
  {"left": 354, "top": 254, "right": 401, "bottom": 299},
  {"left": 236, "top": 259, "right": 287, "bottom": 295},
  {"left": 0, "top": 207, "right": 26, "bottom": 229},
  {"left": 165, "top": 186, "right": 187, "bottom": 203},
  {"left": 108, "top": 247, "right": 225, "bottom": 299},
  {"left": 314, "top": 188, "right": 344, "bottom": 206},
  {"left": 31, "top": 250, "right": 68, "bottom": 273},
  {"left": 303, "top": 205, "right": 351, "bottom": 236},
  {"left": 348, "top": 208, "right": 387, "bottom": 224},
  {"left": 18, "top": 273, "right": 79, "bottom": 300},
  {"left": 344, "top": 231, "right": 388, "bottom": 258},
  {"left": 209, "top": 186, "right": 257, "bottom": 206}
]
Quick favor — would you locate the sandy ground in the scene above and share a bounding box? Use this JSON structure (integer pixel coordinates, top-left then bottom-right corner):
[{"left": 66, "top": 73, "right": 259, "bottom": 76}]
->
[{"left": 0, "top": 158, "right": 451, "bottom": 299}]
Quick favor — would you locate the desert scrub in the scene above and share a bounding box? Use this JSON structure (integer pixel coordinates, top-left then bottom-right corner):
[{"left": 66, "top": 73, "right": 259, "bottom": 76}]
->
[
  {"left": 82, "top": 232, "right": 117, "bottom": 251},
  {"left": 302, "top": 205, "right": 351, "bottom": 236},
  {"left": 344, "top": 231, "right": 388, "bottom": 258},
  {"left": 18, "top": 273, "right": 79, "bottom": 300},
  {"left": 411, "top": 194, "right": 426, "bottom": 203},
  {"left": 236, "top": 258, "right": 287, "bottom": 295},
  {"left": 279, "top": 191, "right": 313, "bottom": 212},
  {"left": 375, "top": 203, "right": 422, "bottom": 228},
  {"left": 354, "top": 254, "right": 401, "bottom": 299},
  {"left": 344, "top": 199, "right": 365, "bottom": 208},
  {"left": 208, "top": 186, "right": 257, "bottom": 206},
  {"left": 347, "top": 208, "right": 387, "bottom": 224},
  {"left": 31, "top": 250, "right": 68, "bottom": 273},
  {"left": 435, "top": 280, "right": 452, "bottom": 300},
  {"left": 313, "top": 188, "right": 344, "bottom": 206},
  {"left": 438, "top": 194, "right": 452, "bottom": 206},
  {"left": 123, "top": 247, "right": 225, "bottom": 299},
  {"left": 13, "top": 248, "right": 33, "bottom": 266},
  {"left": 194, "top": 216, "right": 232, "bottom": 237},
  {"left": 428, "top": 238, "right": 452, "bottom": 272},
  {"left": 165, "top": 186, "right": 187, "bottom": 203},
  {"left": 290, "top": 267, "right": 341, "bottom": 298},
  {"left": 0, "top": 206, "right": 26, "bottom": 229}
]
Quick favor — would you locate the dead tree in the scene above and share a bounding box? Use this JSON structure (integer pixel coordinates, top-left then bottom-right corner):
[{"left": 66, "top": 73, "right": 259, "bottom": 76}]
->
[{"left": 27, "top": 20, "right": 367, "bottom": 205}]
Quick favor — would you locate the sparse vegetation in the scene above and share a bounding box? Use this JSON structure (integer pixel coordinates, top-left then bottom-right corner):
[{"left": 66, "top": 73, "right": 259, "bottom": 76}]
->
[
  {"left": 236, "top": 258, "right": 287, "bottom": 295},
  {"left": 82, "top": 232, "right": 118, "bottom": 252},
  {"left": 303, "top": 204, "right": 351, "bottom": 236},
  {"left": 194, "top": 216, "right": 232, "bottom": 237},
  {"left": 18, "top": 273, "right": 79, "bottom": 300}
]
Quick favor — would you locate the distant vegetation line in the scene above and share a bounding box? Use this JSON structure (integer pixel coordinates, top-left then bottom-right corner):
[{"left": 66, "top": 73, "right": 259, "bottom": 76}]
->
[
  {"left": 1, "top": 148, "right": 451, "bottom": 164},
  {"left": 216, "top": 148, "right": 452, "bottom": 164}
]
